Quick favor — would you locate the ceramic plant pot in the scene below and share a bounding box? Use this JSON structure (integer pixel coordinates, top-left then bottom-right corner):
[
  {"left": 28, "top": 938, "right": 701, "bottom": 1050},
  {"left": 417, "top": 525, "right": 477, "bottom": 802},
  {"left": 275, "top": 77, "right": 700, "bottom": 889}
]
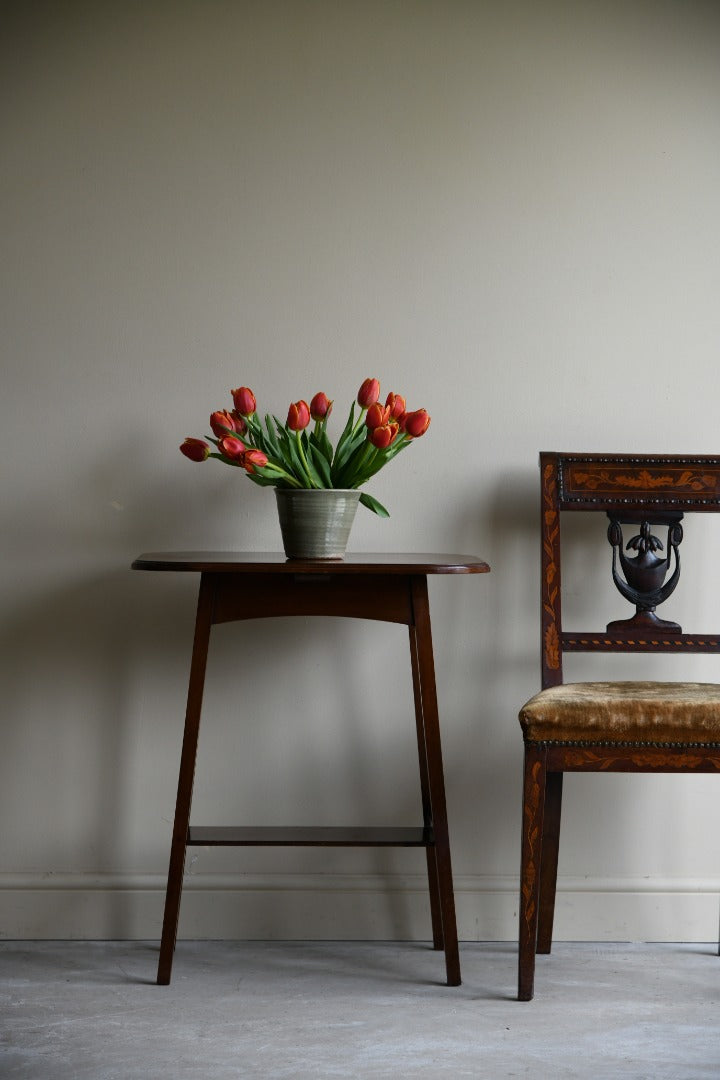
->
[{"left": 275, "top": 488, "right": 361, "bottom": 560}]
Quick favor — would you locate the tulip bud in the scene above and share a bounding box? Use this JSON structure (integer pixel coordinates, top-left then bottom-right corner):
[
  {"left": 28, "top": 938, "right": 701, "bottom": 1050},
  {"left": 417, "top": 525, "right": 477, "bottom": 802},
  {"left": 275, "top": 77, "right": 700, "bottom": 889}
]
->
[
  {"left": 218, "top": 435, "right": 247, "bottom": 461},
  {"left": 385, "top": 392, "right": 406, "bottom": 420},
  {"left": 368, "top": 423, "right": 397, "bottom": 450},
  {"left": 403, "top": 409, "right": 431, "bottom": 438},
  {"left": 310, "top": 391, "right": 333, "bottom": 421},
  {"left": 365, "top": 402, "right": 390, "bottom": 429},
  {"left": 210, "top": 410, "right": 240, "bottom": 438},
  {"left": 231, "top": 386, "right": 257, "bottom": 416},
  {"left": 243, "top": 448, "right": 268, "bottom": 473},
  {"left": 287, "top": 399, "right": 311, "bottom": 431},
  {"left": 357, "top": 378, "right": 380, "bottom": 409},
  {"left": 180, "top": 437, "right": 211, "bottom": 462}
]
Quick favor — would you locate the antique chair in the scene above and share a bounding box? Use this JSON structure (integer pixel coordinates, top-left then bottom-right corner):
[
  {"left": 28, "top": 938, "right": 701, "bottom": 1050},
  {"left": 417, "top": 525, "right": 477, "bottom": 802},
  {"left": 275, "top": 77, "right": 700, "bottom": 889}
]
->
[{"left": 518, "top": 452, "right": 720, "bottom": 1000}]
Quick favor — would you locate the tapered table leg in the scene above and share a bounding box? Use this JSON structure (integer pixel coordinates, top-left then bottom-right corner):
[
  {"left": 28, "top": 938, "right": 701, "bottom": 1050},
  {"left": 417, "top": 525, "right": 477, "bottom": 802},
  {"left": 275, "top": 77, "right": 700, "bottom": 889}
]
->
[
  {"left": 410, "top": 576, "right": 460, "bottom": 986},
  {"left": 409, "top": 623, "right": 444, "bottom": 950},
  {"left": 157, "top": 574, "right": 215, "bottom": 985}
]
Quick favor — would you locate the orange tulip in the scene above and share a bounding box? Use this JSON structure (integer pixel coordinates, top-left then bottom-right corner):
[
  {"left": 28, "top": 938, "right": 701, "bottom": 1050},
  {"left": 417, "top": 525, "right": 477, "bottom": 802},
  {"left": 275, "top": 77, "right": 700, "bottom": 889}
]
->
[
  {"left": 310, "top": 391, "right": 333, "bottom": 420},
  {"left": 403, "top": 409, "right": 431, "bottom": 437},
  {"left": 179, "top": 437, "right": 210, "bottom": 462},
  {"left": 231, "top": 386, "right": 257, "bottom": 416},
  {"left": 287, "top": 399, "right": 311, "bottom": 430},
  {"left": 243, "top": 448, "right": 269, "bottom": 473},
  {"left": 369, "top": 423, "right": 397, "bottom": 450},
  {"left": 230, "top": 409, "right": 248, "bottom": 435},
  {"left": 210, "top": 410, "right": 240, "bottom": 438},
  {"left": 357, "top": 378, "right": 380, "bottom": 408},
  {"left": 366, "top": 402, "right": 391, "bottom": 429},
  {"left": 385, "top": 392, "right": 406, "bottom": 420},
  {"left": 218, "top": 435, "right": 247, "bottom": 461}
]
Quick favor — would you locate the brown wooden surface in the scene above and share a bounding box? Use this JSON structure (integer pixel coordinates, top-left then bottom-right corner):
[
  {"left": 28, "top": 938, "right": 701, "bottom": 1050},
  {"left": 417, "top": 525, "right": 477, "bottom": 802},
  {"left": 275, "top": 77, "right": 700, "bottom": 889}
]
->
[
  {"left": 187, "top": 826, "right": 430, "bottom": 847},
  {"left": 562, "top": 631, "right": 720, "bottom": 653},
  {"left": 142, "top": 553, "right": 486, "bottom": 989},
  {"left": 554, "top": 452, "right": 720, "bottom": 510},
  {"left": 132, "top": 551, "right": 490, "bottom": 574},
  {"left": 157, "top": 574, "right": 215, "bottom": 986},
  {"left": 210, "top": 572, "right": 415, "bottom": 624}
]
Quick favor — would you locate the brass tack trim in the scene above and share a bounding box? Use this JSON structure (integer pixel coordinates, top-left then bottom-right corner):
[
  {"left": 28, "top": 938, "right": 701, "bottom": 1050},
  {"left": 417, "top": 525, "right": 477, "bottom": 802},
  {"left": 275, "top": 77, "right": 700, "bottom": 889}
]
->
[{"left": 526, "top": 739, "right": 720, "bottom": 749}]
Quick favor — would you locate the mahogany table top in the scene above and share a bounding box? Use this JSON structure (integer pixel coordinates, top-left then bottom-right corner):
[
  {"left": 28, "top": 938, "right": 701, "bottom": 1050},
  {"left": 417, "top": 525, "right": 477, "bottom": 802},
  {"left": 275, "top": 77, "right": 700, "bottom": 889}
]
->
[{"left": 132, "top": 552, "right": 490, "bottom": 575}]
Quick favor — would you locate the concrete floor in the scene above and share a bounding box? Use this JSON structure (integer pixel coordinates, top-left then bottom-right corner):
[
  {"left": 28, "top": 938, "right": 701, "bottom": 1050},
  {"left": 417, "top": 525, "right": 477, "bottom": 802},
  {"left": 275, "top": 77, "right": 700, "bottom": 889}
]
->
[{"left": 1, "top": 941, "right": 718, "bottom": 1079}]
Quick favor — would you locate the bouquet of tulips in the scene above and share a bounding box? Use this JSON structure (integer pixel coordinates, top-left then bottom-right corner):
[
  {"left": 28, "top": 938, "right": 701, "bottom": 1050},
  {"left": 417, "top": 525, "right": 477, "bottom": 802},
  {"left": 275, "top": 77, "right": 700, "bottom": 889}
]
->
[{"left": 180, "top": 378, "right": 430, "bottom": 517}]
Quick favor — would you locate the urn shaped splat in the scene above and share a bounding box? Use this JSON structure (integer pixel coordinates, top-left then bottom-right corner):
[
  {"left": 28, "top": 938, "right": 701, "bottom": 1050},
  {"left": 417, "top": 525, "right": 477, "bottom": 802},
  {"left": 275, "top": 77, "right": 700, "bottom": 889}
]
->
[{"left": 606, "top": 511, "right": 684, "bottom": 633}]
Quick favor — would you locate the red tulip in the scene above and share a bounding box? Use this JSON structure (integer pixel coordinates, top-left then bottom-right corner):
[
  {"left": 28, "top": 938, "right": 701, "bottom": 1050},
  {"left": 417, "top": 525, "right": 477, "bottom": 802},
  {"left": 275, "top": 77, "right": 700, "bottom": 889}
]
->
[
  {"left": 230, "top": 409, "right": 248, "bottom": 435},
  {"left": 403, "top": 409, "right": 431, "bottom": 437},
  {"left": 231, "top": 386, "right": 257, "bottom": 416},
  {"left": 218, "top": 435, "right": 247, "bottom": 461},
  {"left": 310, "top": 391, "right": 333, "bottom": 421},
  {"left": 385, "top": 392, "right": 406, "bottom": 420},
  {"left": 357, "top": 378, "right": 380, "bottom": 408},
  {"left": 369, "top": 423, "right": 397, "bottom": 450},
  {"left": 287, "top": 399, "right": 311, "bottom": 430},
  {"left": 366, "top": 402, "right": 391, "bottom": 429},
  {"left": 210, "top": 409, "right": 241, "bottom": 438},
  {"left": 180, "top": 437, "right": 210, "bottom": 462},
  {"left": 243, "top": 448, "right": 268, "bottom": 473}
]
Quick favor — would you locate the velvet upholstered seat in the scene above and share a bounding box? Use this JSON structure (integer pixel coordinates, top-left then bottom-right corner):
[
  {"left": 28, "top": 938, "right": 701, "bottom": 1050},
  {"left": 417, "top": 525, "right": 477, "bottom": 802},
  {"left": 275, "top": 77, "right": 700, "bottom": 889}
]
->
[
  {"left": 518, "top": 453, "right": 720, "bottom": 1001},
  {"left": 520, "top": 681, "right": 720, "bottom": 745}
]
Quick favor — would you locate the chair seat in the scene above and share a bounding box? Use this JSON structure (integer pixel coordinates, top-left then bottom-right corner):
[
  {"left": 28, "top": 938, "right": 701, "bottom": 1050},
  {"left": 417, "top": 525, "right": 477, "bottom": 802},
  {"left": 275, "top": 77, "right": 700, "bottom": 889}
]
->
[{"left": 519, "top": 681, "right": 720, "bottom": 745}]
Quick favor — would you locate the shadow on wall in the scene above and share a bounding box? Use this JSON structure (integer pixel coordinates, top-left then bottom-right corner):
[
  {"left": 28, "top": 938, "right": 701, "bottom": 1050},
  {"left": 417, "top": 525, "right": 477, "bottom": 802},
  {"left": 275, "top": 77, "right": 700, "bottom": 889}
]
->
[
  {"left": 415, "top": 466, "right": 539, "bottom": 869},
  {"left": 0, "top": 567, "right": 196, "bottom": 858}
]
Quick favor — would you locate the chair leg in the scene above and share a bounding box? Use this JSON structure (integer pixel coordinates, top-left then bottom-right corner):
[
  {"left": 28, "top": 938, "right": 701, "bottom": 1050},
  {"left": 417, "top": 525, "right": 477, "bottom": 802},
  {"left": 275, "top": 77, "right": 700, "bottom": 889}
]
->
[
  {"left": 536, "top": 771, "right": 563, "bottom": 954},
  {"left": 518, "top": 744, "right": 546, "bottom": 1001}
]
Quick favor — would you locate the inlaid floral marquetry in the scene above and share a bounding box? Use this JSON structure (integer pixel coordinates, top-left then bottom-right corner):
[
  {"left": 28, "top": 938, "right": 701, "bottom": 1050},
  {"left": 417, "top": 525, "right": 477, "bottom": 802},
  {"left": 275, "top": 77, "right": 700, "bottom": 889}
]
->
[
  {"left": 559, "top": 459, "right": 720, "bottom": 506},
  {"left": 541, "top": 461, "right": 561, "bottom": 676}
]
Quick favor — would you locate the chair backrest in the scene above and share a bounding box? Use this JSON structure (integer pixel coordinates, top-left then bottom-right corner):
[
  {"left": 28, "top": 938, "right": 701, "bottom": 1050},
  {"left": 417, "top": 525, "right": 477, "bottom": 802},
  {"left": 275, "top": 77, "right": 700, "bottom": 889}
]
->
[{"left": 540, "top": 453, "right": 720, "bottom": 690}]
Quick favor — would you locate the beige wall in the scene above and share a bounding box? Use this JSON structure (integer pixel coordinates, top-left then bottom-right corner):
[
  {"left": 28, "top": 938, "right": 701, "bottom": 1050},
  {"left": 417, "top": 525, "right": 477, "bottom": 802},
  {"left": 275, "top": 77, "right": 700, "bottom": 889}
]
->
[{"left": 3, "top": 0, "right": 720, "bottom": 942}]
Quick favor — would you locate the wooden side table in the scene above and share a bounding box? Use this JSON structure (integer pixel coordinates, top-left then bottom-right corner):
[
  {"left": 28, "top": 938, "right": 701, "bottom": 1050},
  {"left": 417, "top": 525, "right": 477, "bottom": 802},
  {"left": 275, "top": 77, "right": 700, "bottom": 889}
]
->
[{"left": 132, "top": 552, "right": 489, "bottom": 986}]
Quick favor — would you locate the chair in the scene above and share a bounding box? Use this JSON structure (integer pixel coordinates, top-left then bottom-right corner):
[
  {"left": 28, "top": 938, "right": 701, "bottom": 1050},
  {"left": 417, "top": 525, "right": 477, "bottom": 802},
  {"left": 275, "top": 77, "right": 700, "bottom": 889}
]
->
[{"left": 518, "top": 452, "right": 720, "bottom": 1000}]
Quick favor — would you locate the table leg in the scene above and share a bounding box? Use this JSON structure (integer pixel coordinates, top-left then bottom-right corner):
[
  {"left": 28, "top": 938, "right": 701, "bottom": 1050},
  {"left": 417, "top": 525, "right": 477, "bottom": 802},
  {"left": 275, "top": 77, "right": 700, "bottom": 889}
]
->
[
  {"left": 409, "top": 624, "right": 444, "bottom": 951},
  {"left": 410, "top": 576, "right": 461, "bottom": 987},
  {"left": 157, "top": 573, "right": 215, "bottom": 985}
]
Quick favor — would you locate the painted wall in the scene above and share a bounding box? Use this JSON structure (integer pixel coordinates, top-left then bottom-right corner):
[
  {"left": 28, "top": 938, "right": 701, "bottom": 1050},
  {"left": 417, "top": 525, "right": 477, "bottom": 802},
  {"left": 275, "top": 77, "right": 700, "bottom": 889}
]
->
[{"left": 3, "top": 0, "right": 720, "bottom": 942}]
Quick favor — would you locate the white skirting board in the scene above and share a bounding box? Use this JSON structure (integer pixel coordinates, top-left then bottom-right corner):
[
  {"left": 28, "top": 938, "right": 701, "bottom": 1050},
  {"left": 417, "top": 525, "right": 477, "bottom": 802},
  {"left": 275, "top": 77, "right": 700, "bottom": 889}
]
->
[{"left": 0, "top": 874, "right": 718, "bottom": 942}]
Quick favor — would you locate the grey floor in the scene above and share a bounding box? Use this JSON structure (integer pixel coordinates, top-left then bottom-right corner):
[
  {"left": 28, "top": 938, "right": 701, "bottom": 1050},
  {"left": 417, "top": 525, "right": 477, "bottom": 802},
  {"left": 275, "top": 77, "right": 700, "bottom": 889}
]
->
[{"left": 1, "top": 941, "right": 718, "bottom": 1079}]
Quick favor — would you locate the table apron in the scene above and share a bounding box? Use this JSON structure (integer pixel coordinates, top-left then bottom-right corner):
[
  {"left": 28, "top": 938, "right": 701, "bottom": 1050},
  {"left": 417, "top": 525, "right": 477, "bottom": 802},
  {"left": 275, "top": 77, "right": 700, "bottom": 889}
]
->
[{"left": 208, "top": 571, "right": 417, "bottom": 625}]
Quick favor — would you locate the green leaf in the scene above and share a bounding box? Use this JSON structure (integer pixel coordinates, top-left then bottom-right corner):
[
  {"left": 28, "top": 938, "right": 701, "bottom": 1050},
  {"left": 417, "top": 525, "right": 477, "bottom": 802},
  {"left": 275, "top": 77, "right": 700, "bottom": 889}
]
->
[
  {"left": 332, "top": 430, "right": 369, "bottom": 484},
  {"left": 331, "top": 403, "right": 358, "bottom": 472},
  {"left": 336, "top": 440, "right": 375, "bottom": 488},
  {"left": 308, "top": 441, "right": 332, "bottom": 486},
  {"left": 359, "top": 491, "right": 390, "bottom": 517},
  {"left": 310, "top": 428, "right": 334, "bottom": 466},
  {"left": 243, "top": 413, "right": 268, "bottom": 454},
  {"left": 263, "top": 414, "right": 282, "bottom": 457},
  {"left": 244, "top": 469, "right": 280, "bottom": 487},
  {"left": 284, "top": 435, "right": 309, "bottom": 484},
  {"left": 302, "top": 446, "right": 324, "bottom": 487}
]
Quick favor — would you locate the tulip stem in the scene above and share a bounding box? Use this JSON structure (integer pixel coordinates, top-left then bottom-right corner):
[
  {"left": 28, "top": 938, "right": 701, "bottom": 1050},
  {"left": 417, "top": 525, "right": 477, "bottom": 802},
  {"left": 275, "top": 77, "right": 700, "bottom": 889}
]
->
[
  {"left": 350, "top": 408, "right": 367, "bottom": 441},
  {"left": 295, "top": 430, "right": 318, "bottom": 488},
  {"left": 258, "top": 462, "right": 303, "bottom": 487}
]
